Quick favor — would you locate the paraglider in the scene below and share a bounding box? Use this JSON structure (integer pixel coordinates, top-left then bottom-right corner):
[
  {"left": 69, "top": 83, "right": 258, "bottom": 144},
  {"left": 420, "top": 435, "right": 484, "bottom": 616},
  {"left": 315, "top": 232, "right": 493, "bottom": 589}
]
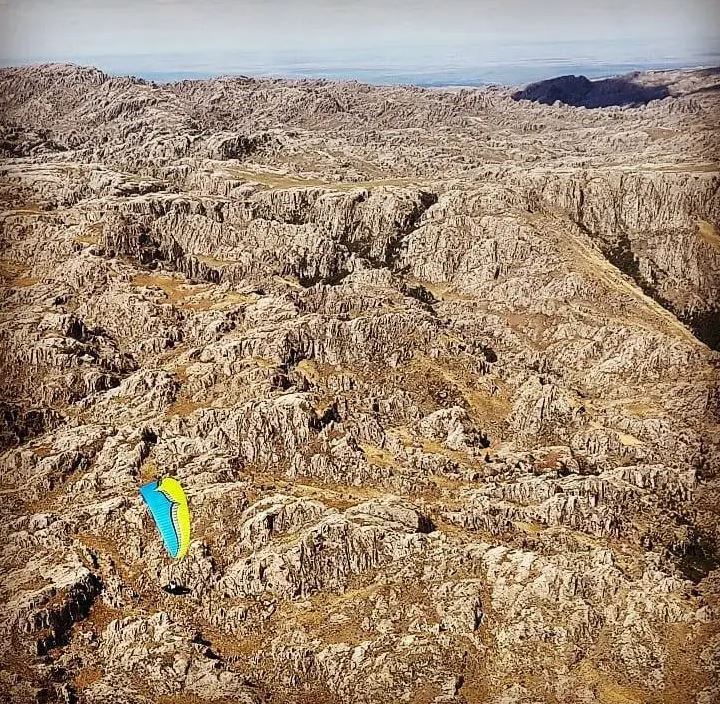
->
[{"left": 139, "top": 477, "right": 191, "bottom": 560}]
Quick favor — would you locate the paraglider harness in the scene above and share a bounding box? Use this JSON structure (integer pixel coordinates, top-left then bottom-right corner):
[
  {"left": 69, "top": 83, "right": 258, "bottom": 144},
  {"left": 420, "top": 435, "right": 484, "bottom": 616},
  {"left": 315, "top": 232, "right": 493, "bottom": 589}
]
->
[{"left": 163, "top": 581, "right": 191, "bottom": 596}]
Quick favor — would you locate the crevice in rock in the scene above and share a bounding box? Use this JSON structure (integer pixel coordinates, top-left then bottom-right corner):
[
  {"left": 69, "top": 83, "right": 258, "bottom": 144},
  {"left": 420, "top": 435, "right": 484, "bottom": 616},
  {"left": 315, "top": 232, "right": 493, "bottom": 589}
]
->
[
  {"left": 311, "top": 402, "right": 342, "bottom": 431},
  {"left": 673, "top": 539, "right": 720, "bottom": 584},
  {"left": 0, "top": 403, "right": 64, "bottom": 450}
]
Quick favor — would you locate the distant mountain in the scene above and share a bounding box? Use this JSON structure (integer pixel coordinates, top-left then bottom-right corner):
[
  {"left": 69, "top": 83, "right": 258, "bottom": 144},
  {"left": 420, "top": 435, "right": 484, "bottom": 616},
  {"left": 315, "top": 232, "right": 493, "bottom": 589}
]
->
[{"left": 513, "top": 66, "right": 720, "bottom": 107}]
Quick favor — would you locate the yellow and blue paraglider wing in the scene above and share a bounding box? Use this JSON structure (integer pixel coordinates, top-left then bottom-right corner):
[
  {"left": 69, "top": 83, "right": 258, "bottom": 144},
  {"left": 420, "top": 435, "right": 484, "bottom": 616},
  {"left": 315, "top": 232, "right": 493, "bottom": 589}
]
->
[
  {"left": 140, "top": 478, "right": 190, "bottom": 560},
  {"left": 158, "top": 477, "right": 191, "bottom": 559}
]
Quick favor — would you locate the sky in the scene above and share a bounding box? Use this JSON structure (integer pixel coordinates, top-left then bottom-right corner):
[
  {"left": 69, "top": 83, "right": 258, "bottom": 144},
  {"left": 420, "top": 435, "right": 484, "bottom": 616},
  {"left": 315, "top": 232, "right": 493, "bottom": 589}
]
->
[{"left": 0, "top": 0, "right": 718, "bottom": 82}]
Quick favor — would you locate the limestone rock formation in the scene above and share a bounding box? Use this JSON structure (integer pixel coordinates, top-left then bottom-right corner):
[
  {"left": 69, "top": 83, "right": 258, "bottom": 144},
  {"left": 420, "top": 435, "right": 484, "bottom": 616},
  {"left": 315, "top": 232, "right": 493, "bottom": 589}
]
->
[{"left": 0, "top": 63, "right": 719, "bottom": 704}]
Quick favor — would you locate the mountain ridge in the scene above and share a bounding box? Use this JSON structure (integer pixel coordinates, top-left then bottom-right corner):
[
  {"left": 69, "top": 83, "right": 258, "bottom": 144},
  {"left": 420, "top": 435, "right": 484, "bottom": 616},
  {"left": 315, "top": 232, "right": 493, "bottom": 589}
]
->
[{"left": 0, "top": 62, "right": 719, "bottom": 704}]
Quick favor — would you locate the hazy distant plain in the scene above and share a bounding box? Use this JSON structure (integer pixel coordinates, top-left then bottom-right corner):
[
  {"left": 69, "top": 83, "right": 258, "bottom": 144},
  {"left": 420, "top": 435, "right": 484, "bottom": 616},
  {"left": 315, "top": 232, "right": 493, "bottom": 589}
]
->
[{"left": 4, "top": 39, "right": 718, "bottom": 86}]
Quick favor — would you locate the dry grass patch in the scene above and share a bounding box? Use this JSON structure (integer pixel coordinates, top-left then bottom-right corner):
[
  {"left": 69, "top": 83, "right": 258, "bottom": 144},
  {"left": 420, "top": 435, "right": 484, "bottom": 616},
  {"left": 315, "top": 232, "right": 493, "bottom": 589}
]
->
[
  {"left": 318, "top": 618, "right": 367, "bottom": 645},
  {"left": 406, "top": 276, "right": 476, "bottom": 303},
  {"left": 0, "top": 257, "right": 38, "bottom": 287},
  {"left": 277, "top": 577, "right": 384, "bottom": 645},
  {"left": 274, "top": 687, "right": 342, "bottom": 704},
  {"left": 226, "top": 166, "right": 421, "bottom": 192},
  {"left": 533, "top": 448, "right": 564, "bottom": 471},
  {"left": 294, "top": 480, "right": 383, "bottom": 510},
  {"left": 651, "top": 163, "right": 719, "bottom": 173},
  {"left": 250, "top": 355, "right": 279, "bottom": 370},
  {"left": 622, "top": 399, "right": 661, "bottom": 418},
  {"left": 3, "top": 205, "right": 45, "bottom": 215},
  {"left": 133, "top": 272, "right": 252, "bottom": 312},
  {"left": 24, "top": 481, "right": 71, "bottom": 514},
  {"left": 9, "top": 275, "right": 38, "bottom": 287},
  {"left": 655, "top": 621, "right": 718, "bottom": 704},
  {"left": 196, "top": 623, "right": 264, "bottom": 659},
  {"left": 360, "top": 443, "right": 401, "bottom": 468},
  {"left": 157, "top": 696, "right": 248, "bottom": 704},
  {"left": 575, "top": 660, "right": 647, "bottom": 704},
  {"left": 644, "top": 127, "right": 676, "bottom": 140},
  {"left": 170, "top": 363, "right": 190, "bottom": 382},
  {"left": 0, "top": 648, "right": 44, "bottom": 682},
  {"left": 410, "top": 353, "right": 512, "bottom": 428},
  {"left": 274, "top": 274, "right": 304, "bottom": 289},
  {"left": 74, "top": 222, "right": 104, "bottom": 245},
  {"left": 165, "top": 398, "right": 210, "bottom": 417},
  {"left": 295, "top": 359, "right": 345, "bottom": 384},
  {"left": 540, "top": 214, "right": 702, "bottom": 346},
  {"left": 512, "top": 520, "right": 545, "bottom": 535},
  {"left": 132, "top": 272, "right": 212, "bottom": 306},
  {"left": 595, "top": 395, "right": 661, "bottom": 419},
  {"left": 64, "top": 604, "right": 126, "bottom": 667},
  {"left": 697, "top": 219, "right": 720, "bottom": 249},
  {"left": 615, "top": 431, "right": 643, "bottom": 447},
  {"left": 418, "top": 472, "right": 469, "bottom": 504},
  {"left": 410, "top": 683, "right": 443, "bottom": 704},
  {"left": 503, "top": 311, "right": 555, "bottom": 351},
  {"left": 244, "top": 468, "right": 384, "bottom": 510},
  {"left": 462, "top": 390, "right": 511, "bottom": 433},
  {"left": 588, "top": 421, "right": 643, "bottom": 448},
  {"left": 226, "top": 167, "right": 333, "bottom": 189},
  {"left": 71, "top": 666, "right": 103, "bottom": 690},
  {"left": 75, "top": 532, "right": 145, "bottom": 586},
  {"left": 139, "top": 457, "right": 159, "bottom": 484},
  {"left": 184, "top": 291, "right": 255, "bottom": 311},
  {"left": 195, "top": 254, "right": 238, "bottom": 268},
  {"left": 32, "top": 445, "right": 56, "bottom": 458}
]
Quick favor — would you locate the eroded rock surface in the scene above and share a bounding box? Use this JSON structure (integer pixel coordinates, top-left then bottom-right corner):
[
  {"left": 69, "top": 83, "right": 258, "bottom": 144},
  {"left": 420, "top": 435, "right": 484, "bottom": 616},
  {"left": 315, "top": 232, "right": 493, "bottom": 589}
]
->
[{"left": 0, "top": 63, "right": 719, "bottom": 704}]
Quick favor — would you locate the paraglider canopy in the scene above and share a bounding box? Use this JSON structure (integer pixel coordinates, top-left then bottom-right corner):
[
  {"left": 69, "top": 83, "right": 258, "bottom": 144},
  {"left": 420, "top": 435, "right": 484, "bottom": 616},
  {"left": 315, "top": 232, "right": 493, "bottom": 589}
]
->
[{"left": 140, "top": 477, "right": 191, "bottom": 560}]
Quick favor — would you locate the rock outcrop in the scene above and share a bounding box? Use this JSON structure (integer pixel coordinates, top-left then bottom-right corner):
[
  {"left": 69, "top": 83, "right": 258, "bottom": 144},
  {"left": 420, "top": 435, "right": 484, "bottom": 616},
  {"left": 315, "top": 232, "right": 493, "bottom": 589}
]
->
[{"left": 0, "top": 63, "right": 718, "bottom": 704}]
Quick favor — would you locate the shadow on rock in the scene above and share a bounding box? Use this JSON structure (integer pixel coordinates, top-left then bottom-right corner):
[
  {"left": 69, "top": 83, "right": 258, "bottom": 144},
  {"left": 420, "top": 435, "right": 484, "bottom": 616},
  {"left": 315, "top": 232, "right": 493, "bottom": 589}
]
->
[{"left": 513, "top": 74, "right": 670, "bottom": 108}]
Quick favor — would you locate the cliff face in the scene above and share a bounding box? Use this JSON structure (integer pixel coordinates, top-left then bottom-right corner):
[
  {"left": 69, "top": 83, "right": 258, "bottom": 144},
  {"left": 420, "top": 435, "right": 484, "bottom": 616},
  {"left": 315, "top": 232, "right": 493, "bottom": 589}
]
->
[
  {"left": 0, "top": 64, "right": 719, "bottom": 704},
  {"left": 506, "top": 169, "right": 720, "bottom": 347}
]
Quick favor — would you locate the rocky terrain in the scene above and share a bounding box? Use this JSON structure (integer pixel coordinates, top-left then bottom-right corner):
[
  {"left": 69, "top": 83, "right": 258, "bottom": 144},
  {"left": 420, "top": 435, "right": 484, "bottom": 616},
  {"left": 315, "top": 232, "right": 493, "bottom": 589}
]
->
[{"left": 0, "top": 63, "right": 719, "bottom": 704}]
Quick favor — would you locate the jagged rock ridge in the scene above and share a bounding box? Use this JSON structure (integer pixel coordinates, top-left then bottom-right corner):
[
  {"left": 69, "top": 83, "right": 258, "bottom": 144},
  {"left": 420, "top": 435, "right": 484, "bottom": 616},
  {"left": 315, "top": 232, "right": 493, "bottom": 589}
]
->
[{"left": 0, "top": 63, "right": 719, "bottom": 704}]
